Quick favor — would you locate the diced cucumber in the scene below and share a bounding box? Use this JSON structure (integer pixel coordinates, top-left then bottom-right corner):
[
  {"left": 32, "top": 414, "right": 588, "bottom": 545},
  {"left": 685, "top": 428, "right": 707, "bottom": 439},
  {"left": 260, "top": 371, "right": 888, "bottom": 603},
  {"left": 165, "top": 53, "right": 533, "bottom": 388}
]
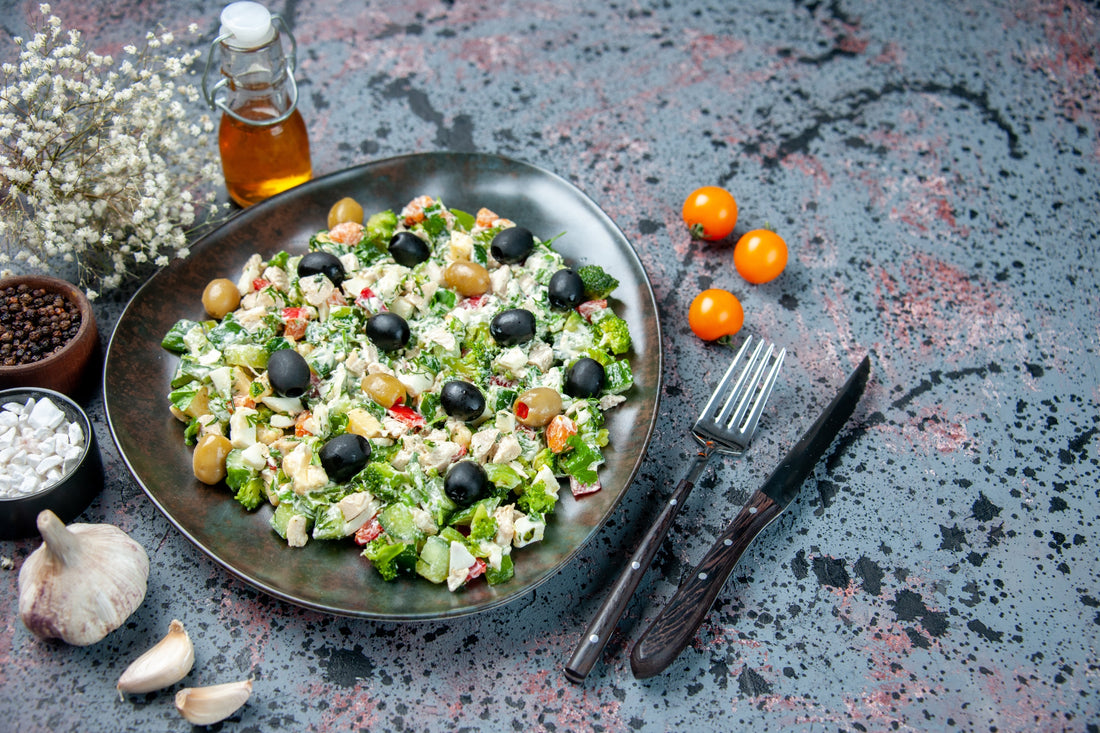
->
[
  {"left": 224, "top": 343, "right": 269, "bottom": 369},
  {"left": 484, "top": 462, "right": 522, "bottom": 490},
  {"left": 270, "top": 502, "right": 297, "bottom": 539},
  {"left": 604, "top": 360, "right": 633, "bottom": 394},
  {"left": 312, "top": 504, "right": 346, "bottom": 540},
  {"left": 438, "top": 526, "right": 466, "bottom": 545},
  {"left": 379, "top": 503, "right": 424, "bottom": 542},
  {"left": 493, "top": 388, "right": 518, "bottom": 413},
  {"left": 416, "top": 535, "right": 449, "bottom": 584}
]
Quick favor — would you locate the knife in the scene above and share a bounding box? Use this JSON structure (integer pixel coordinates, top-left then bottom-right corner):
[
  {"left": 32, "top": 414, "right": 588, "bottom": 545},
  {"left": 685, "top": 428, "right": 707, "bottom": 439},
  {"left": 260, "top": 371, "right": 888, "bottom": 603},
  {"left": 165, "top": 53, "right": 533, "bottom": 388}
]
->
[{"left": 629, "top": 355, "right": 871, "bottom": 679}]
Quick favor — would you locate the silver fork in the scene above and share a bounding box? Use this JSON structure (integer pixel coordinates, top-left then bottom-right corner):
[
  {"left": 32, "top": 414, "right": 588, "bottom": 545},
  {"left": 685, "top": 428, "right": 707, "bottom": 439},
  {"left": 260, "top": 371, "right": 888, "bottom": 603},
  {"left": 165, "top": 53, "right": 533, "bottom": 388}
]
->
[{"left": 564, "top": 335, "right": 785, "bottom": 683}]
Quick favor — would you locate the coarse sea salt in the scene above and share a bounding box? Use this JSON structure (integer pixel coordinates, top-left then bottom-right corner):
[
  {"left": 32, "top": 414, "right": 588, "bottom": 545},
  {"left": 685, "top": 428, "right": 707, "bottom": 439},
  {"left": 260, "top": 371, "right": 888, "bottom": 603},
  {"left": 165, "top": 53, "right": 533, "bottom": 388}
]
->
[{"left": 0, "top": 396, "right": 85, "bottom": 499}]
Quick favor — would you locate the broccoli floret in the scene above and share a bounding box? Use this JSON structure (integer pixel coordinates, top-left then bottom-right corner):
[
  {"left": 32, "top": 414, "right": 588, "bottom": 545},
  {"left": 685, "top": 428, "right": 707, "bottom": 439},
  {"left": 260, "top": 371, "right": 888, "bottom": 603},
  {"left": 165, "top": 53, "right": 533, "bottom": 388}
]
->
[
  {"left": 225, "top": 449, "right": 264, "bottom": 510},
  {"left": 360, "top": 461, "right": 412, "bottom": 501},
  {"left": 596, "top": 314, "right": 632, "bottom": 355},
  {"left": 469, "top": 513, "right": 498, "bottom": 542},
  {"left": 577, "top": 265, "right": 620, "bottom": 300},
  {"left": 517, "top": 482, "right": 557, "bottom": 516},
  {"left": 364, "top": 210, "right": 398, "bottom": 248},
  {"left": 362, "top": 539, "right": 412, "bottom": 581},
  {"left": 234, "top": 477, "right": 265, "bottom": 511}
]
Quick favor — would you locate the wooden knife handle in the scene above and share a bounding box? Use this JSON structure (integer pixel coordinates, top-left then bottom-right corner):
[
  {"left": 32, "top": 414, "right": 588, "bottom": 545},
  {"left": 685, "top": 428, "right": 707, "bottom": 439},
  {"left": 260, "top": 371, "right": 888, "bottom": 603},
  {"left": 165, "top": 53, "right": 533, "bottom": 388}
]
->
[
  {"left": 564, "top": 452, "right": 712, "bottom": 683},
  {"left": 629, "top": 490, "right": 783, "bottom": 679}
]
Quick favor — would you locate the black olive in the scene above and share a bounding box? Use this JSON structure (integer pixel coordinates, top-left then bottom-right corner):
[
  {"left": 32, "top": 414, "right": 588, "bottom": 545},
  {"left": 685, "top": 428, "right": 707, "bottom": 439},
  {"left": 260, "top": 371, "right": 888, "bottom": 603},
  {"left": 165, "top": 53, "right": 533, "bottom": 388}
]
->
[
  {"left": 548, "top": 268, "right": 585, "bottom": 310},
  {"left": 319, "top": 433, "right": 372, "bottom": 482},
  {"left": 388, "top": 231, "right": 431, "bottom": 267},
  {"left": 444, "top": 461, "right": 489, "bottom": 506},
  {"left": 440, "top": 380, "right": 486, "bottom": 422},
  {"left": 490, "top": 226, "right": 535, "bottom": 264},
  {"left": 365, "top": 312, "right": 411, "bottom": 352},
  {"left": 298, "top": 251, "right": 345, "bottom": 285},
  {"left": 267, "top": 348, "right": 312, "bottom": 397},
  {"left": 564, "top": 357, "right": 607, "bottom": 398},
  {"left": 490, "top": 308, "right": 536, "bottom": 346}
]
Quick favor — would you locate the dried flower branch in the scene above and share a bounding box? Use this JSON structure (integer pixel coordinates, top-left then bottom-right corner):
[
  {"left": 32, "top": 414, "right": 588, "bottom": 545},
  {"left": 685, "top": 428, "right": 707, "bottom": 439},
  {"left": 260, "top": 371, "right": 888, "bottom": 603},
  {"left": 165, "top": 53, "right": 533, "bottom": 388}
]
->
[{"left": 0, "top": 4, "right": 227, "bottom": 298}]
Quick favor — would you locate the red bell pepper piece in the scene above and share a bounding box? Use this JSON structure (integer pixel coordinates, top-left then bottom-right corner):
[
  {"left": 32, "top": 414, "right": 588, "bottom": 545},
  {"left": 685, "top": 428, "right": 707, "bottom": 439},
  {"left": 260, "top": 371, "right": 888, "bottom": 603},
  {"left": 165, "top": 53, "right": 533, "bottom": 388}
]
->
[
  {"left": 577, "top": 299, "right": 607, "bottom": 321},
  {"left": 354, "top": 515, "right": 383, "bottom": 545},
  {"left": 388, "top": 404, "right": 426, "bottom": 429}
]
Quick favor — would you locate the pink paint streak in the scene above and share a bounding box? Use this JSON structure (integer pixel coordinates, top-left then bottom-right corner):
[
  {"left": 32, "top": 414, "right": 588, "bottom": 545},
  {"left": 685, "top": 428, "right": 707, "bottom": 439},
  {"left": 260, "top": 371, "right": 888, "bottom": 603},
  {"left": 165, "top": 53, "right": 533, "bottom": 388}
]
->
[
  {"left": 782, "top": 152, "right": 832, "bottom": 187},
  {"left": 870, "top": 250, "right": 1026, "bottom": 363},
  {"left": 1009, "top": 0, "right": 1100, "bottom": 150},
  {"left": 515, "top": 669, "right": 626, "bottom": 733},
  {"left": 302, "top": 679, "right": 382, "bottom": 731}
]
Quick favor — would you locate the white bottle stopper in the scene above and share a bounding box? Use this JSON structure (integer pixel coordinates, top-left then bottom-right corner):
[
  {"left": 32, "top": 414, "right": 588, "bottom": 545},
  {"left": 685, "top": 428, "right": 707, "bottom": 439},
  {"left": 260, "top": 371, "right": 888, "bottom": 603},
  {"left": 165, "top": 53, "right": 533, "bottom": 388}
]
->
[{"left": 220, "top": 1, "right": 275, "bottom": 49}]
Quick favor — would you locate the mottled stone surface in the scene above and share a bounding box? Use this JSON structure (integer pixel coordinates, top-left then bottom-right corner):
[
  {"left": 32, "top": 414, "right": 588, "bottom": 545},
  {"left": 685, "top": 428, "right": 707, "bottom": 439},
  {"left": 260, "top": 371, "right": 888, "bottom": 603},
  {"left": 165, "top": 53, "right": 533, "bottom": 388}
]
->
[{"left": 1, "top": 1, "right": 1097, "bottom": 730}]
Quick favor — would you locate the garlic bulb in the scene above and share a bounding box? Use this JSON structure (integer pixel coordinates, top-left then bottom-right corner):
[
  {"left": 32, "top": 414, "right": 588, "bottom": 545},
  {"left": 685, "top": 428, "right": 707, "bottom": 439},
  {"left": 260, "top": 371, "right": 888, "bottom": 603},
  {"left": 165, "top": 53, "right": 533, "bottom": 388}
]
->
[
  {"left": 117, "top": 619, "right": 195, "bottom": 696},
  {"left": 175, "top": 679, "right": 253, "bottom": 725},
  {"left": 18, "top": 510, "right": 149, "bottom": 646}
]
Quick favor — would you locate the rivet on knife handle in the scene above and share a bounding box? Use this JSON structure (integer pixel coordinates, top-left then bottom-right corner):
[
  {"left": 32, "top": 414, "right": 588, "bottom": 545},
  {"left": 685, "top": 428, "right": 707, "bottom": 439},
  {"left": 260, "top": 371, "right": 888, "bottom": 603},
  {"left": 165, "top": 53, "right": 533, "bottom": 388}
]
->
[{"left": 629, "top": 490, "right": 783, "bottom": 679}]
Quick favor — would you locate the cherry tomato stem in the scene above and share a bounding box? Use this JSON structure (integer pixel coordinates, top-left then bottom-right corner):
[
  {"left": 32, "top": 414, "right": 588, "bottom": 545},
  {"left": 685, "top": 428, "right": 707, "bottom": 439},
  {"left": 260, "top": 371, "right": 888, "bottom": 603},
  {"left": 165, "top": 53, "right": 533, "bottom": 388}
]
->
[{"left": 682, "top": 186, "right": 738, "bottom": 241}]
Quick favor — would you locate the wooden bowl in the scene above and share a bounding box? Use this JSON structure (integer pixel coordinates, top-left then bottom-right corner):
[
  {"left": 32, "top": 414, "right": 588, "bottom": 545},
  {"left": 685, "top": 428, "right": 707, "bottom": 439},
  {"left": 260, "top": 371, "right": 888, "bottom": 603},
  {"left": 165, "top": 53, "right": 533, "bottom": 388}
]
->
[{"left": 0, "top": 275, "right": 99, "bottom": 398}]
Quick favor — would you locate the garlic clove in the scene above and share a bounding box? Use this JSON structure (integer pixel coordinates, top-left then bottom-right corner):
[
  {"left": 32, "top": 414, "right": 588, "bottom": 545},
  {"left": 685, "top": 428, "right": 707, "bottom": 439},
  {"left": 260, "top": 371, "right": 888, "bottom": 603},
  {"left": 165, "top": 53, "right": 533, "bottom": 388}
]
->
[
  {"left": 18, "top": 510, "right": 149, "bottom": 646},
  {"left": 175, "top": 679, "right": 253, "bottom": 726},
  {"left": 117, "top": 619, "right": 195, "bottom": 697}
]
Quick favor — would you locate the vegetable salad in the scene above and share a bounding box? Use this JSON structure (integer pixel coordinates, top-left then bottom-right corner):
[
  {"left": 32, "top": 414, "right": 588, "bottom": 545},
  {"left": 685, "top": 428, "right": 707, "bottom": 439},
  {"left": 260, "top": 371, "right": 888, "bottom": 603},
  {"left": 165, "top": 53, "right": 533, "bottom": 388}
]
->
[{"left": 162, "top": 197, "right": 633, "bottom": 591}]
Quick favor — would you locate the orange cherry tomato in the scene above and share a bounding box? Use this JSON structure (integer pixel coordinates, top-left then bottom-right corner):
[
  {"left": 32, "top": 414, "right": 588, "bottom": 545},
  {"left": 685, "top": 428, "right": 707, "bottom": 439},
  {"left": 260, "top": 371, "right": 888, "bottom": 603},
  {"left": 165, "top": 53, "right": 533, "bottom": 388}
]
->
[
  {"left": 688, "top": 289, "right": 744, "bottom": 341},
  {"left": 682, "top": 186, "right": 738, "bottom": 241},
  {"left": 733, "top": 229, "right": 788, "bottom": 284}
]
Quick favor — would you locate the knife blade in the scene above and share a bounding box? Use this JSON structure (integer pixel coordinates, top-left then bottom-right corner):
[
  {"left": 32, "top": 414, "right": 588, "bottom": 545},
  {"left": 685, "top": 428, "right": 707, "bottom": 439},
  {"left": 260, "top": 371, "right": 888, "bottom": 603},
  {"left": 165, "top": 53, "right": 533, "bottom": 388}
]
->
[{"left": 629, "top": 355, "right": 871, "bottom": 679}]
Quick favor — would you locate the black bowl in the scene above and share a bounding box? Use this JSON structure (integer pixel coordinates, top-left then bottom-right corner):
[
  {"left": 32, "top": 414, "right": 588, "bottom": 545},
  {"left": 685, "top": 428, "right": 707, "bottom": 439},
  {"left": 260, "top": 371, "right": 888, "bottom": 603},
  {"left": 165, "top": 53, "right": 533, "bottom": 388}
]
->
[{"left": 0, "top": 388, "right": 103, "bottom": 540}]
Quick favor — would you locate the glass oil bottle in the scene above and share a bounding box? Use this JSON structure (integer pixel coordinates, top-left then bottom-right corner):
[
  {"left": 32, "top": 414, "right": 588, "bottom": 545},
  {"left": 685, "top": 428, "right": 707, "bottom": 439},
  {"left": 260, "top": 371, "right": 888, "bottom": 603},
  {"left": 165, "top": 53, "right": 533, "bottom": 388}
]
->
[{"left": 202, "top": 1, "right": 312, "bottom": 207}]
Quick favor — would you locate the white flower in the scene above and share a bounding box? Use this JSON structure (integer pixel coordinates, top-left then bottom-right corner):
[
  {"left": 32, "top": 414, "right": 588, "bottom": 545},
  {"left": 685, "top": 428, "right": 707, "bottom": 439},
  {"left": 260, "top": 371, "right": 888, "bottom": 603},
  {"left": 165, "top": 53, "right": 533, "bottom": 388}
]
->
[{"left": 0, "top": 6, "right": 228, "bottom": 298}]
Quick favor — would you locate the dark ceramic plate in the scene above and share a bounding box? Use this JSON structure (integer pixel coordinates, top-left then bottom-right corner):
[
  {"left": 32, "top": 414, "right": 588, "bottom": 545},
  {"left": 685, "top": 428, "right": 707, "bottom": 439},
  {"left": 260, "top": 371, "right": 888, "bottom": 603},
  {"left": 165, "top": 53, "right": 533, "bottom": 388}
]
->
[{"left": 104, "top": 152, "right": 661, "bottom": 620}]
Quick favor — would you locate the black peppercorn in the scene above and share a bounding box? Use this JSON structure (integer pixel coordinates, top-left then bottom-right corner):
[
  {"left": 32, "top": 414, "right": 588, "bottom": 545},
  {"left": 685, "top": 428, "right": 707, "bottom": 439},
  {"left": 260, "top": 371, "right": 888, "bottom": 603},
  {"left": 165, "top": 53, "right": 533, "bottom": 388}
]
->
[{"left": 0, "top": 284, "right": 82, "bottom": 366}]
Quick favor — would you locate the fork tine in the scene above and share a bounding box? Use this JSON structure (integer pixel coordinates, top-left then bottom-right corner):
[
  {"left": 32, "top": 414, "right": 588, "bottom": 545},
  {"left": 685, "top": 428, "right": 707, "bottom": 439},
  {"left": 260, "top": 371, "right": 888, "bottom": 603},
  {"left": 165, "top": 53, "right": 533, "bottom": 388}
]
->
[
  {"left": 734, "top": 346, "right": 785, "bottom": 440},
  {"left": 714, "top": 340, "right": 773, "bottom": 431},
  {"left": 695, "top": 335, "right": 755, "bottom": 421}
]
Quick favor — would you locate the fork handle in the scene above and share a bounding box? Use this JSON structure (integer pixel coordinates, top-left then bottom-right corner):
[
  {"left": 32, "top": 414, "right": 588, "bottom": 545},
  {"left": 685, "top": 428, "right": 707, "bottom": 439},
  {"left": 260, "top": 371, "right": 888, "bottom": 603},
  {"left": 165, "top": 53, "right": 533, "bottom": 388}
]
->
[
  {"left": 564, "top": 449, "right": 713, "bottom": 683},
  {"left": 629, "top": 490, "right": 783, "bottom": 679}
]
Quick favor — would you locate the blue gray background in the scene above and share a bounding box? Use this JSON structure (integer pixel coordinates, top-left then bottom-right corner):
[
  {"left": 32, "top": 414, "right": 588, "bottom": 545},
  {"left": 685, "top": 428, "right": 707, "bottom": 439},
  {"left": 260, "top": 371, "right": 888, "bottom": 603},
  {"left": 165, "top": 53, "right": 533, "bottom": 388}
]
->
[{"left": 1, "top": 1, "right": 1097, "bottom": 730}]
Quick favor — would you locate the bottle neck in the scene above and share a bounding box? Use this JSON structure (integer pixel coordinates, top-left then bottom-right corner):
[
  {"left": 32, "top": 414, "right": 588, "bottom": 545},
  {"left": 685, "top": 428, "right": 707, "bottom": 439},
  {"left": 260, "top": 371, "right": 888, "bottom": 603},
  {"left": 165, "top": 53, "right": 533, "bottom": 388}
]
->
[{"left": 219, "top": 36, "right": 294, "bottom": 119}]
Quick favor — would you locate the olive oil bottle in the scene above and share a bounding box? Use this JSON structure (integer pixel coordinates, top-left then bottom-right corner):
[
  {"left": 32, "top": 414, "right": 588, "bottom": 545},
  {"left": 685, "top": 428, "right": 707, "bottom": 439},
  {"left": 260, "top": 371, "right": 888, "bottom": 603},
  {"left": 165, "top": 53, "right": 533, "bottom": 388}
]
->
[{"left": 203, "top": 1, "right": 311, "bottom": 207}]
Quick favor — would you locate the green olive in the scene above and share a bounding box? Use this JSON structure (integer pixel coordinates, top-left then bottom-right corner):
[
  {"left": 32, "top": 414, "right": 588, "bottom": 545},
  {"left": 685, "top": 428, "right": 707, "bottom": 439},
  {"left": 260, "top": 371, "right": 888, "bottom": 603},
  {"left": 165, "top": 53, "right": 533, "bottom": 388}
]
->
[
  {"left": 202, "top": 278, "right": 241, "bottom": 319},
  {"left": 514, "top": 387, "right": 562, "bottom": 428},
  {"left": 192, "top": 433, "right": 233, "bottom": 485},
  {"left": 328, "top": 197, "right": 364, "bottom": 228},
  {"left": 361, "top": 372, "right": 407, "bottom": 408},
  {"left": 444, "top": 261, "right": 491, "bottom": 297}
]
